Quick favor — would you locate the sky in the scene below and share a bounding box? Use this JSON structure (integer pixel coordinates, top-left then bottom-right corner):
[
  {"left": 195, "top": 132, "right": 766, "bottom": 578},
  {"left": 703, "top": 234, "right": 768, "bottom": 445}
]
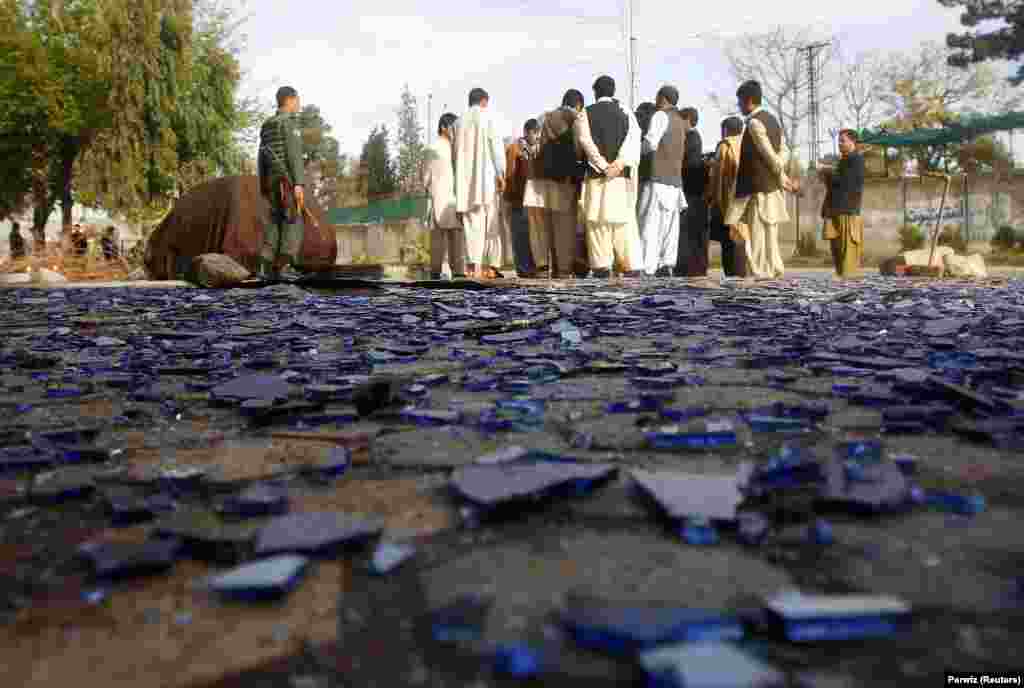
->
[{"left": 235, "top": 0, "right": 974, "bottom": 162}]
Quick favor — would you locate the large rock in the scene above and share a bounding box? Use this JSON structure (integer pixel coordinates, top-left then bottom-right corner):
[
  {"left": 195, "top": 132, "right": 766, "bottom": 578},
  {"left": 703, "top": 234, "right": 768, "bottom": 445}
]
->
[
  {"left": 187, "top": 253, "right": 251, "bottom": 288},
  {"left": 879, "top": 246, "right": 956, "bottom": 276},
  {"left": 36, "top": 268, "right": 68, "bottom": 284},
  {"left": 0, "top": 272, "right": 30, "bottom": 284},
  {"left": 943, "top": 253, "right": 987, "bottom": 279},
  {"left": 903, "top": 246, "right": 955, "bottom": 268}
]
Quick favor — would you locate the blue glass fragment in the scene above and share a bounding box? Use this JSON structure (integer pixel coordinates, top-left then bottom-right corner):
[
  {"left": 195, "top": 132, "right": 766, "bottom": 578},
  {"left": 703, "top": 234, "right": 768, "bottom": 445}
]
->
[
  {"left": 743, "top": 414, "right": 811, "bottom": 433},
  {"left": 255, "top": 512, "right": 383, "bottom": 557},
  {"left": 808, "top": 519, "right": 834, "bottom": 545},
  {"left": 401, "top": 408, "right": 462, "bottom": 426},
  {"left": 369, "top": 541, "right": 416, "bottom": 575},
  {"left": 639, "top": 642, "right": 784, "bottom": 688},
  {"left": 221, "top": 484, "right": 290, "bottom": 517},
  {"left": 762, "top": 591, "right": 912, "bottom": 642},
  {"left": 737, "top": 512, "right": 770, "bottom": 546},
  {"left": 428, "top": 595, "right": 492, "bottom": 643},
  {"left": 493, "top": 644, "right": 542, "bottom": 678},
  {"left": 562, "top": 599, "right": 744, "bottom": 655},
  {"left": 926, "top": 491, "right": 986, "bottom": 515},
  {"left": 681, "top": 518, "right": 719, "bottom": 545},
  {"left": 835, "top": 440, "right": 883, "bottom": 463},
  {"left": 205, "top": 555, "right": 309, "bottom": 602},
  {"left": 659, "top": 407, "right": 709, "bottom": 422},
  {"left": 77, "top": 538, "right": 182, "bottom": 580}
]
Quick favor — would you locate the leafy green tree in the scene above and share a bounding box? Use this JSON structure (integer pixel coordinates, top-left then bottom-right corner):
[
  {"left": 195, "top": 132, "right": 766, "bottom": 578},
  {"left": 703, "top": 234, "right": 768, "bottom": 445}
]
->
[
  {"left": 396, "top": 84, "right": 425, "bottom": 193},
  {"left": 0, "top": 0, "right": 111, "bottom": 235},
  {"left": 939, "top": 0, "right": 1024, "bottom": 84},
  {"left": 360, "top": 125, "right": 397, "bottom": 197}
]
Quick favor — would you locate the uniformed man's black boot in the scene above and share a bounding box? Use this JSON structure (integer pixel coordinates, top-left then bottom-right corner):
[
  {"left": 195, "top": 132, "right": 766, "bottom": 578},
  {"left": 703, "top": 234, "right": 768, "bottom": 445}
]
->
[
  {"left": 277, "top": 258, "right": 302, "bottom": 282},
  {"left": 255, "top": 258, "right": 273, "bottom": 280}
]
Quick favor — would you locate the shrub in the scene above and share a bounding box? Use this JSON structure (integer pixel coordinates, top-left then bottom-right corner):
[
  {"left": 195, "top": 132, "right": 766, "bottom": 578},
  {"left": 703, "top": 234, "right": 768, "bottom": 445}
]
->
[
  {"left": 898, "top": 223, "right": 926, "bottom": 251},
  {"left": 991, "top": 225, "right": 1019, "bottom": 252}
]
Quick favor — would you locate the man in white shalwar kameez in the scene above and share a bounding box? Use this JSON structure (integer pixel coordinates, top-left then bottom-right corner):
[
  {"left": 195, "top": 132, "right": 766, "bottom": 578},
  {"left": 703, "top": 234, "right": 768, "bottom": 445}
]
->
[
  {"left": 572, "top": 75, "right": 643, "bottom": 278},
  {"left": 422, "top": 112, "right": 465, "bottom": 279},
  {"left": 724, "top": 80, "right": 797, "bottom": 279},
  {"left": 453, "top": 87, "right": 506, "bottom": 278},
  {"left": 635, "top": 85, "right": 690, "bottom": 276}
]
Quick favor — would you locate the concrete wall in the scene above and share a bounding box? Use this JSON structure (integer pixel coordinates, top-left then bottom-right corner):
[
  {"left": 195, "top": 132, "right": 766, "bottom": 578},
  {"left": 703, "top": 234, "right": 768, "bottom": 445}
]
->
[
  {"left": 785, "top": 170, "right": 1024, "bottom": 255},
  {"left": 334, "top": 219, "right": 427, "bottom": 264}
]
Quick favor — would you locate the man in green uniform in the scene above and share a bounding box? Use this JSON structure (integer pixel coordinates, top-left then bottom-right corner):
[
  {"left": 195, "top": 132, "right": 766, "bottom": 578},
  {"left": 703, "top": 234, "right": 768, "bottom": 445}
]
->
[{"left": 258, "top": 86, "right": 306, "bottom": 279}]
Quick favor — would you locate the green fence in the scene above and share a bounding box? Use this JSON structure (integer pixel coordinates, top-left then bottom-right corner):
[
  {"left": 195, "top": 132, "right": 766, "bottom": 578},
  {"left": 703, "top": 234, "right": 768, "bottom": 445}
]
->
[{"left": 327, "top": 195, "right": 429, "bottom": 225}]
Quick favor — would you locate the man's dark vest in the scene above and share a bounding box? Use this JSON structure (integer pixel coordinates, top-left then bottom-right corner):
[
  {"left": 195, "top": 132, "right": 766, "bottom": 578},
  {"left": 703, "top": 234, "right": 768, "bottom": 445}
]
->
[
  {"left": 735, "top": 110, "right": 782, "bottom": 197},
  {"left": 585, "top": 100, "right": 629, "bottom": 172},
  {"left": 645, "top": 108, "right": 687, "bottom": 187}
]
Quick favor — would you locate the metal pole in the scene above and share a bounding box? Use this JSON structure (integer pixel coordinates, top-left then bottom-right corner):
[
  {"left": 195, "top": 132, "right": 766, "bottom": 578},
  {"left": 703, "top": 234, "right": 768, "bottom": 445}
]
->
[
  {"left": 625, "top": 0, "right": 635, "bottom": 111},
  {"left": 427, "top": 93, "right": 432, "bottom": 145}
]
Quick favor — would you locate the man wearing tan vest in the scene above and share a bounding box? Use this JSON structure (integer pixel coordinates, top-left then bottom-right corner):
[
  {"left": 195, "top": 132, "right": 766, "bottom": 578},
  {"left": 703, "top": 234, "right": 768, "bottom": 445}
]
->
[
  {"left": 636, "top": 86, "right": 689, "bottom": 276},
  {"left": 706, "top": 116, "right": 746, "bottom": 277}
]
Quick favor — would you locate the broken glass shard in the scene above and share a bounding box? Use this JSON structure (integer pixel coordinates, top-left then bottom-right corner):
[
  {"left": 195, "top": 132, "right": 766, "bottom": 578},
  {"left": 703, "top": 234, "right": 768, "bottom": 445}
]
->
[
  {"left": 369, "top": 541, "right": 416, "bottom": 575},
  {"left": 639, "top": 642, "right": 785, "bottom": 688},
  {"left": 299, "top": 447, "right": 351, "bottom": 479},
  {"left": 210, "top": 374, "right": 292, "bottom": 403},
  {"left": 449, "top": 462, "right": 617, "bottom": 509},
  {"left": 925, "top": 491, "right": 986, "bottom": 515},
  {"left": 492, "top": 644, "right": 543, "bottom": 679},
  {"left": 681, "top": 517, "right": 720, "bottom": 545},
  {"left": 560, "top": 596, "right": 743, "bottom": 654},
  {"left": 77, "top": 538, "right": 181, "bottom": 580},
  {"left": 401, "top": 408, "right": 461, "bottom": 426},
  {"left": 204, "top": 554, "right": 309, "bottom": 602},
  {"left": 255, "top": 512, "right": 383, "bottom": 557},
  {"left": 153, "top": 508, "right": 261, "bottom": 562},
  {"left": 761, "top": 591, "right": 912, "bottom": 641},
  {"left": 807, "top": 519, "right": 834, "bottom": 545},
  {"left": 631, "top": 470, "right": 742, "bottom": 523},
  {"left": 221, "top": 483, "right": 290, "bottom": 517},
  {"left": 474, "top": 446, "right": 530, "bottom": 465},
  {"left": 819, "top": 460, "right": 909, "bottom": 513},
  {"left": 645, "top": 418, "right": 737, "bottom": 450},
  {"left": 428, "top": 594, "right": 493, "bottom": 643}
]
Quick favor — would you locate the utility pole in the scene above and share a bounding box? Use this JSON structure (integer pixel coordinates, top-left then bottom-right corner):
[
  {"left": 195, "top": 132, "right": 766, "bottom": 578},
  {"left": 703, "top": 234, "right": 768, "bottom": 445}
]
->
[
  {"left": 798, "top": 41, "right": 830, "bottom": 171},
  {"left": 427, "top": 93, "right": 433, "bottom": 144},
  {"left": 625, "top": 0, "right": 638, "bottom": 110}
]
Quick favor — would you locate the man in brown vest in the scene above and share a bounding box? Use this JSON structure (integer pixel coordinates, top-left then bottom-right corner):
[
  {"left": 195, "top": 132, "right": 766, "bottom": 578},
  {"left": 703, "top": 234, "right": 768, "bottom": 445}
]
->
[
  {"left": 636, "top": 85, "right": 688, "bottom": 276},
  {"left": 724, "top": 80, "right": 796, "bottom": 278},
  {"left": 523, "top": 89, "right": 585, "bottom": 278}
]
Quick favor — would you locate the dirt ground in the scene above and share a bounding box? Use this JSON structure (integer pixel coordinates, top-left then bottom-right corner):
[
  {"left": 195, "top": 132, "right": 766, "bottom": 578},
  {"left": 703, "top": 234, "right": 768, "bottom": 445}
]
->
[{"left": 0, "top": 274, "right": 1022, "bottom": 687}]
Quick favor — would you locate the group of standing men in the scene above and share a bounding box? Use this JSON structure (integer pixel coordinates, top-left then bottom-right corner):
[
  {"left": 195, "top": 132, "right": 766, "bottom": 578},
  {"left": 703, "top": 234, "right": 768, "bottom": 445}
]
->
[
  {"left": 422, "top": 76, "right": 813, "bottom": 280},
  {"left": 257, "top": 79, "right": 865, "bottom": 282}
]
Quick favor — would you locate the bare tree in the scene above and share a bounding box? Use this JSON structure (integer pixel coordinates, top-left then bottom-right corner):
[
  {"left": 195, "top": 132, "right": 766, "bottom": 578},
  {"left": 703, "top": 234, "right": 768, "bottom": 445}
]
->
[
  {"left": 710, "top": 26, "right": 841, "bottom": 158},
  {"left": 830, "top": 49, "right": 889, "bottom": 131},
  {"left": 879, "top": 41, "right": 998, "bottom": 121}
]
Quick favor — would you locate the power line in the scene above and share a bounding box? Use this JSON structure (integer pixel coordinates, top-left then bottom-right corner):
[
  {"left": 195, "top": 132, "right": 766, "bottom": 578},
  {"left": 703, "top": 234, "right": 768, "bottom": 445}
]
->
[{"left": 798, "top": 41, "right": 830, "bottom": 170}]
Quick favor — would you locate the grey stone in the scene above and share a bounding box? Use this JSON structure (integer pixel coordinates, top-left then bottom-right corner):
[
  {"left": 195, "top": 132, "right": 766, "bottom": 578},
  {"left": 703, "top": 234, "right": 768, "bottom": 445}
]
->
[{"left": 188, "top": 253, "right": 251, "bottom": 288}]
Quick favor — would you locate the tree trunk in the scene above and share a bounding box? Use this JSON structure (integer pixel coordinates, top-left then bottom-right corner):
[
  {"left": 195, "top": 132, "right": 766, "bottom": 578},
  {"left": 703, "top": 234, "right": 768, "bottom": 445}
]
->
[
  {"left": 30, "top": 156, "right": 55, "bottom": 247},
  {"left": 59, "top": 137, "right": 79, "bottom": 227}
]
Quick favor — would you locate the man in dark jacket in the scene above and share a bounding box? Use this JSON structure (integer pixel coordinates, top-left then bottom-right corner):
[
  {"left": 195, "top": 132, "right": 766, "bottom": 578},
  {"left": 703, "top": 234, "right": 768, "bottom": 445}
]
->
[
  {"left": 257, "top": 85, "right": 306, "bottom": 280},
  {"left": 820, "top": 128, "right": 865, "bottom": 278},
  {"left": 9, "top": 222, "right": 26, "bottom": 259},
  {"left": 675, "top": 107, "right": 709, "bottom": 276}
]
